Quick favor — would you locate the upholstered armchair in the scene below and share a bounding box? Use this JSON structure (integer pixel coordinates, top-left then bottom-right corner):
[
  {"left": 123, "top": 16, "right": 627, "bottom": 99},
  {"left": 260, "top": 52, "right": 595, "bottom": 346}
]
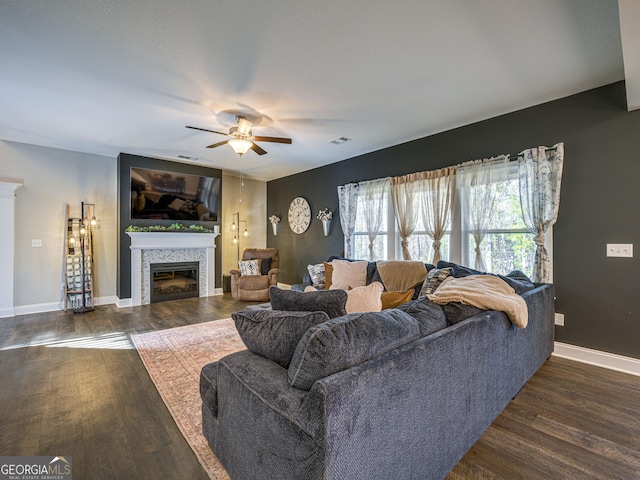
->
[{"left": 230, "top": 248, "right": 280, "bottom": 301}]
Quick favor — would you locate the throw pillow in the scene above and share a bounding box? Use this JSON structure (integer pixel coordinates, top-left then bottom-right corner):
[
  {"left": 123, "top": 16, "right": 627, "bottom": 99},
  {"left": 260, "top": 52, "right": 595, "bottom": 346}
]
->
[
  {"left": 238, "top": 259, "right": 260, "bottom": 276},
  {"left": 323, "top": 262, "right": 333, "bottom": 289},
  {"left": 288, "top": 309, "right": 422, "bottom": 390},
  {"left": 330, "top": 259, "right": 367, "bottom": 290},
  {"left": 232, "top": 309, "right": 330, "bottom": 368},
  {"left": 269, "top": 286, "right": 348, "bottom": 319},
  {"left": 381, "top": 288, "right": 415, "bottom": 309},
  {"left": 418, "top": 267, "right": 453, "bottom": 297},
  {"left": 345, "top": 282, "right": 384, "bottom": 314},
  {"left": 307, "top": 263, "right": 326, "bottom": 289},
  {"left": 252, "top": 257, "right": 272, "bottom": 276}
]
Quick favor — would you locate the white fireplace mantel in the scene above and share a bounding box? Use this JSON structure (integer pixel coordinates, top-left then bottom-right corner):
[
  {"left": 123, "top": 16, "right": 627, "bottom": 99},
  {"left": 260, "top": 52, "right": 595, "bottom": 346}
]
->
[{"left": 127, "top": 231, "right": 219, "bottom": 306}]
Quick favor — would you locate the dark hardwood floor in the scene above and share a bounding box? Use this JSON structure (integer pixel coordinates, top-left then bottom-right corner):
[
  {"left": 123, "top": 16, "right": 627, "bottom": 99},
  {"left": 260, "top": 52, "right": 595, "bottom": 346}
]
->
[{"left": 1, "top": 295, "right": 639, "bottom": 479}]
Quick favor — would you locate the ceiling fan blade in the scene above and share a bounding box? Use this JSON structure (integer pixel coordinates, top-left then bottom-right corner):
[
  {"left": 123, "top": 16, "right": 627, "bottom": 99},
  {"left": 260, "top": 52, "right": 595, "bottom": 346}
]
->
[
  {"left": 237, "top": 117, "right": 253, "bottom": 135},
  {"left": 253, "top": 136, "right": 292, "bottom": 144},
  {"left": 250, "top": 142, "right": 267, "bottom": 155},
  {"left": 206, "top": 140, "right": 230, "bottom": 149},
  {"left": 186, "top": 125, "right": 228, "bottom": 136}
]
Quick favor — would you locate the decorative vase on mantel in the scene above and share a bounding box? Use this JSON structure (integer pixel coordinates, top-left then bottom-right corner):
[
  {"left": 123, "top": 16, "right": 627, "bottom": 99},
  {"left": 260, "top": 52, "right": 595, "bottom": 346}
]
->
[{"left": 322, "top": 219, "right": 330, "bottom": 236}]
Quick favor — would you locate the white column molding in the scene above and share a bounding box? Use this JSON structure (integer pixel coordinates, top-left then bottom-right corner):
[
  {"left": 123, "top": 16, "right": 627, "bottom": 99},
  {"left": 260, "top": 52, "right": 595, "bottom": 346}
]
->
[{"left": 0, "top": 180, "right": 23, "bottom": 318}]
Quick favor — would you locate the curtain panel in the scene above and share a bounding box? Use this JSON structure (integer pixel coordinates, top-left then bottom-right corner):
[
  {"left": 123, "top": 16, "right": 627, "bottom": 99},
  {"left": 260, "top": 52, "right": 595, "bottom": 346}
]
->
[
  {"left": 518, "top": 143, "right": 564, "bottom": 282},
  {"left": 457, "top": 155, "right": 510, "bottom": 271},
  {"left": 360, "top": 178, "right": 391, "bottom": 260},
  {"left": 337, "top": 183, "right": 360, "bottom": 258}
]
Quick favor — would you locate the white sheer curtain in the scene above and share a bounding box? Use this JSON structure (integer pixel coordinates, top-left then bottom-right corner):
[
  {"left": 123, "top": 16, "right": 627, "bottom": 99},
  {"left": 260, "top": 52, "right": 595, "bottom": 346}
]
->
[
  {"left": 360, "top": 178, "right": 390, "bottom": 260},
  {"left": 337, "top": 182, "right": 360, "bottom": 258},
  {"left": 417, "top": 167, "right": 457, "bottom": 264},
  {"left": 390, "top": 176, "right": 417, "bottom": 260},
  {"left": 457, "top": 155, "right": 510, "bottom": 271},
  {"left": 518, "top": 143, "right": 564, "bottom": 282}
]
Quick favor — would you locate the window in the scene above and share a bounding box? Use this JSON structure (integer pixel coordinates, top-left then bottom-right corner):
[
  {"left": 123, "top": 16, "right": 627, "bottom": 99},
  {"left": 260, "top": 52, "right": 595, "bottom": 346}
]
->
[
  {"left": 342, "top": 162, "right": 551, "bottom": 277},
  {"left": 460, "top": 173, "right": 535, "bottom": 277},
  {"left": 351, "top": 182, "right": 395, "bottom": 260}
]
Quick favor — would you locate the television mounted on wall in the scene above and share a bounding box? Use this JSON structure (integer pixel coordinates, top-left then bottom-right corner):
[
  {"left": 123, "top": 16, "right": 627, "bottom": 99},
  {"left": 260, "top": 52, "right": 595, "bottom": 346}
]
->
[{"left": 130, "top": 167, "right": 220, "bottom": 222}]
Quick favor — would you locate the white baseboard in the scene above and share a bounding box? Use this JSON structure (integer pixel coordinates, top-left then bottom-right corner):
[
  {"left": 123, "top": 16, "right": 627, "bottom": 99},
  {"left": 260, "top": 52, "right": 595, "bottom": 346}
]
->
[
  {"left": 0, "top": 307, "right": 15, "bottom": 318},
  {"left": 553, "top": 341, "right": 640, "bottom": 377},
  {"left": 12, "top": 295, "right": 116, "bottom": 317},
  {"left": 115, "top": 297, "right": 132, "bottom": 308}
]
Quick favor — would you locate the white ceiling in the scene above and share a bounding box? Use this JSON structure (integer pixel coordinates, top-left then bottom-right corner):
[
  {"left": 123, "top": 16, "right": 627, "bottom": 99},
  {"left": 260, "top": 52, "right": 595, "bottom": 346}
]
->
[{"left": 0, "top": 1, "right": 636, "bottom": 181}]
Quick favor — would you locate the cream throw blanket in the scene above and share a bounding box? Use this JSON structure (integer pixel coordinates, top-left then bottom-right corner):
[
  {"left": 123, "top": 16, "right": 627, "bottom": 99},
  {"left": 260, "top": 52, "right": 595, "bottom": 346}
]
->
[
  {"left": 376, "top": 260, "right": 427, "bottom": 292},
  {"left": 427, "top": 275, "right": 528, "bottom": 328}
]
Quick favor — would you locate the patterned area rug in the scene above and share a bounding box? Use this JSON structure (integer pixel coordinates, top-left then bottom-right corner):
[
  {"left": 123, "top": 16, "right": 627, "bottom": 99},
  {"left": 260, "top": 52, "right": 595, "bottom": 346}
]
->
[{"left": 131, "top": 318, "right": 246, "bottom": 480}]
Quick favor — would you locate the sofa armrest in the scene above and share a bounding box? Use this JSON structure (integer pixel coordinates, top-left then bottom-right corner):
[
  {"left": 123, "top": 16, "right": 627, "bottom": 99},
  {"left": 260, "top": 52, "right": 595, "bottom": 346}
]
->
[{"left": 217, "top": 350, "right": 315, "bottom": 435}]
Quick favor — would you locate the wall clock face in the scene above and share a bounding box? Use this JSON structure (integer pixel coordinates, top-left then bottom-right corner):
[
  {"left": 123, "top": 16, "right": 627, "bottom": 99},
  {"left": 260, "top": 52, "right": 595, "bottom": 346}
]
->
[{"left": 288, "top": 196, "right": 311, "bottom": 234}]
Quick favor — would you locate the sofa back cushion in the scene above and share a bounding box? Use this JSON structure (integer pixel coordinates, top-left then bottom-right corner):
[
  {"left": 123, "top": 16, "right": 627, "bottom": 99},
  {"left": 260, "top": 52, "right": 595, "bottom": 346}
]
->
[
  {"left": 396, "top": 296, "right": 447, "bottom": 335},
  {"left": 288, "top": 309, "right": 421, "bottom": 390},
  {"left": 270, "top": 286, "right": 347, "bottom": 319},
  {"left": 232, "top": 309, "right": 330, "bottom": 368}
]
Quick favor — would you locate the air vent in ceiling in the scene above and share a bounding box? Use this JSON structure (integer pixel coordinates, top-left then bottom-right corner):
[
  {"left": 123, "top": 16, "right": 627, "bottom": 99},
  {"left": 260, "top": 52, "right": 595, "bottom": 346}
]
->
[
  {"left": 177, "top": 155, "right": 198, "bottom": 160},
  {"left": 329, "top": 136, "right": 351, "bottom": 145}
]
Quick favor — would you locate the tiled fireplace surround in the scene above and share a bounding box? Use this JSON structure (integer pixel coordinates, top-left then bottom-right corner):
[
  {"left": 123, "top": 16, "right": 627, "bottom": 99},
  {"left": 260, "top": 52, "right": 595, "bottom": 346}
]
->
[{"left": 127, "top": 231, "right": 219, "bottom": 307}]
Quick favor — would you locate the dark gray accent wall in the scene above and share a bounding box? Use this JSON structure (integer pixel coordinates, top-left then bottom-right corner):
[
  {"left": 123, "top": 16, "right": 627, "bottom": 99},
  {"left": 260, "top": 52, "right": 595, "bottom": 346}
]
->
[
  {"left": 267, "top": 82, "right": 640, "bottom": 360},
  {"left": 117, "top": 153, "right": 222, "bottom": 299}
]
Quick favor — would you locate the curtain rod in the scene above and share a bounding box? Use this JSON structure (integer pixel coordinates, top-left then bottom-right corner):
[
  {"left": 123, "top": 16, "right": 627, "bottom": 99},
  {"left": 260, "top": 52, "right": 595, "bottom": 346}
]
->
[{"left": 509, "top": 145, "right": 557, "bottom": 159}]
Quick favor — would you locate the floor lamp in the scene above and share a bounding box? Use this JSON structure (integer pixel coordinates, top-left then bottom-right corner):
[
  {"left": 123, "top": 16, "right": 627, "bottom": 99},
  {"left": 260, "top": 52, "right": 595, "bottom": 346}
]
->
[{"left": 231, "top": 212, "right": 248, "bottom": 261}]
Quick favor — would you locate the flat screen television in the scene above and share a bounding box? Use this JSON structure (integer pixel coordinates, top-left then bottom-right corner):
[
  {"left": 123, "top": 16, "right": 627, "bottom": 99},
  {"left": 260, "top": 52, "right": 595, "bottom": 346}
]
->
[{"left": 130, "top": 167, "right": 220, "bottom": 222}]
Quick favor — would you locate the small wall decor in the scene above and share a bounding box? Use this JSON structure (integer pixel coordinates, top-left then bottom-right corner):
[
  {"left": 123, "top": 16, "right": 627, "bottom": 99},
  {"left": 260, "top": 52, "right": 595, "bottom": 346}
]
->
[
  {"left": 269, "top": 215, "right": 281, "bottom": 236},
  {"left": 317, "top": 208, "right": 333, "bottom": 236},
  {"left": 288, "top": 197, "right": 311, "bottom": 234}
]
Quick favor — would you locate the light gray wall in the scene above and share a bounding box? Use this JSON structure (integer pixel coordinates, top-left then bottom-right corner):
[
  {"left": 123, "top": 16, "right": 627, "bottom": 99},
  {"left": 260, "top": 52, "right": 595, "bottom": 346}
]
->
[
  {"left": 0, "top": 140, "right": 117, "bottom": 308},
  {"left": 221, "top": 173, "right": 267, "bottom": 276}
]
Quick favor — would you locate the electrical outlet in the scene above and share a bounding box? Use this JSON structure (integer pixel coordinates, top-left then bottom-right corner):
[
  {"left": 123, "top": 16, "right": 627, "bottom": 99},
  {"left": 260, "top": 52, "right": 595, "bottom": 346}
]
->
[
  {"left": 555, "top": 313, "right": 564, "bottom": 326},
  {"left": 607, "top": 244, "right": 633, "bottom": 257}
]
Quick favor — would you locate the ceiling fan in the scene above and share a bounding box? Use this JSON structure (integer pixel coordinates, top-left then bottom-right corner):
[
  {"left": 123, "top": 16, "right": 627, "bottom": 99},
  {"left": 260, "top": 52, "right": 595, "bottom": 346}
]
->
[{"left": 186, "top": 115, "right": 292, "bottom": 155}]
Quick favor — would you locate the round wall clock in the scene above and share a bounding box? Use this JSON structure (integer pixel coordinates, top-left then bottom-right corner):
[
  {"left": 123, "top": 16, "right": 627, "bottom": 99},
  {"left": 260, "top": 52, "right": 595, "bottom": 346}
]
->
[{"left": 288, "top": 196, "right": 311, "bottom": 234}]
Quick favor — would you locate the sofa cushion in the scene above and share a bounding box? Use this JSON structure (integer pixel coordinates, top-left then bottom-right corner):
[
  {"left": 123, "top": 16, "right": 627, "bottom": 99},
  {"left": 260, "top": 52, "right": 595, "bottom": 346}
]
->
[
  {"left": 345, "top": 282, "right": 384, "bottom": 313},
  {"left": 330, "top": 259, "right": 368, "bottom": 290},
  {"left": 381, "top": 288, "right": 415, "bottom": 309},
  {"left": 232, "top": 309, "right": 330, "bottom": 368},
  {"left": 396, "top": 296, "right": 447, "bottom": 335},
  {"left": 440, "top": 302, "right": 483, "bottom": 325},
  {"left": 269, "top": 286, "right": 347, "bottom": 319},
  {"left": 499, "top": 270, "right": 536, "bottom": 295},
  {"left": 418, "top": 266, "right": 453, "bottom": 297},
  {"left": 288, "top": 309, "right": 421, "bottom": 390},
  {"left": 436, "top": 260, "right": 484, "bottom": 278}
]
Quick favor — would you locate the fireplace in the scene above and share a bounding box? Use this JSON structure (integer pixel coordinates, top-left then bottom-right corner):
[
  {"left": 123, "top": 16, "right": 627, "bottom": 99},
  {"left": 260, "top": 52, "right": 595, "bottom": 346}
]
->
[
  {"left": 150, "top": 262, "right": 199, "bottom": 303},
  {"left": 126, "top": 231, "right": 219, "bottom": 307}
]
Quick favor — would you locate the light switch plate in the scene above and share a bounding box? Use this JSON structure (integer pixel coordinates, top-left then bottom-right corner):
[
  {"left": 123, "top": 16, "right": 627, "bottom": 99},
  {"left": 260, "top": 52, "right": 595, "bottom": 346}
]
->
[
  {"left": 606, "top": 244, "right": 633, "bottom": 257},
  {"left": 31, "top": 239, "right": 42, "bottom": 247},
  {"left": 555, "top": 313, "right": 564, "bottom": 326}
]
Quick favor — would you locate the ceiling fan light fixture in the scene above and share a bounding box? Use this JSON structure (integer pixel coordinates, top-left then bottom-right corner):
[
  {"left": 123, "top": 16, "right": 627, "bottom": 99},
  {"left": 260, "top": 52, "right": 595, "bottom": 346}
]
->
[{"left": 228, "top": 138, "right": 252, "bottom": 155}]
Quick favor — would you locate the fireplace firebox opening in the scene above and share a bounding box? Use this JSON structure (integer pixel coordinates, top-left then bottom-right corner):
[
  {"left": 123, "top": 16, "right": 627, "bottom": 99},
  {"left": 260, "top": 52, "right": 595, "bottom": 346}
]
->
[{"left": 150, "top": 262, "right": 199, "bottom": 303}]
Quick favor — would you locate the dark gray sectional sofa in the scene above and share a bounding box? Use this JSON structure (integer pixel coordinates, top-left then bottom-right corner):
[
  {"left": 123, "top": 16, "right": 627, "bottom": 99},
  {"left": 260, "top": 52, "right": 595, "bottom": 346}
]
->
[{"left": 200, "top": 282, "right": 555, "bottom": 480}]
